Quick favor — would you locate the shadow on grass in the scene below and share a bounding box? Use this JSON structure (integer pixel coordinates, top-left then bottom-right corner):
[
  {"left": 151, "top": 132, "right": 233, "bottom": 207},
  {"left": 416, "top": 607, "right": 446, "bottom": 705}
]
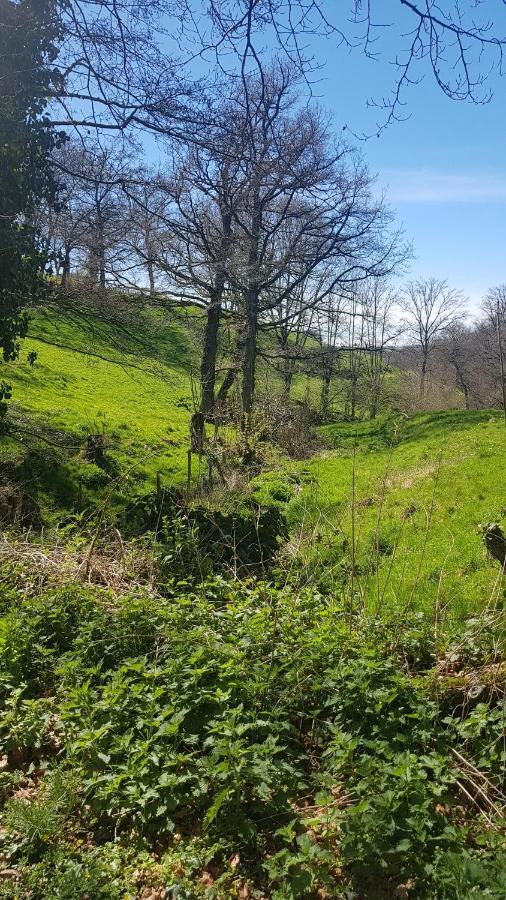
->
[
  {"left": 318, "top": 409, "right": 502, "bottom": 452},
  {"left": 27, "top": 302, "right": 199, "bottom": 376}
]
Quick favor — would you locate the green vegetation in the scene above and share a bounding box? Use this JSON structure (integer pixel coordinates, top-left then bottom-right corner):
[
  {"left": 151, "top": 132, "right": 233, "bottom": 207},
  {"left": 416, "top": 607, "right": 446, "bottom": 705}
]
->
[
  {"left": 279, "top": 410, "right": 506, "bottom": 622},
  {"left": 0, "top": 0, "right": 62, "bottom": 365},
  {"left": 2, "top": 305, "right": 198, "bottom": 485},
  {"left": 0, "top": 304, "right": 504, "bottom": 898},
  {"left": 0, "top": 570, "right": 504, "bottom": 897},
  {"left": 1, "top": 0, "right": 505, "bottom": 891},
  {"left": 1, "top": 305, "right": 323, "bottom": 520}
]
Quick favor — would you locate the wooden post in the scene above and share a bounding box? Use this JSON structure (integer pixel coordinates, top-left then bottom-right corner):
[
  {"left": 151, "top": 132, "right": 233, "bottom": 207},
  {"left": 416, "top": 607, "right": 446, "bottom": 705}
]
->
[{"left": 186, "top": 449, "right": 192, "bottom": 501}]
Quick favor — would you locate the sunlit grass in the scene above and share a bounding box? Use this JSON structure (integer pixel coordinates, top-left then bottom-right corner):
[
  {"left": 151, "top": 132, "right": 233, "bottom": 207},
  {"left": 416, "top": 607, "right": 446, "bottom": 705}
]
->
[
  {"left": 2, "top": 306, "right": 505, "bottom": 626},
  {"left": 2, "top": 306, "right": 198, "bottom": 487},
  {"left": 287, "top": 410, "right": 506, "bottom": 622}
]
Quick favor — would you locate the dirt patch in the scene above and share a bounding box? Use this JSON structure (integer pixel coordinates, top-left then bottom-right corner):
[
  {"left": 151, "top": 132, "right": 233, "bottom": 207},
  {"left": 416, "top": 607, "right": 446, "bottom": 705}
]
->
[{"left": 386, "top": 462, "right": 438, "bottom": 490}]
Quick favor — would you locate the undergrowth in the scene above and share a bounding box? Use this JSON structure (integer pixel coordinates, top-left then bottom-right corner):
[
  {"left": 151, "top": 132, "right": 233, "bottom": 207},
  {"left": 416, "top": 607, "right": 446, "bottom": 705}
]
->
[{"left": 0, "top": 528, "right": 504, "bottom": 898}]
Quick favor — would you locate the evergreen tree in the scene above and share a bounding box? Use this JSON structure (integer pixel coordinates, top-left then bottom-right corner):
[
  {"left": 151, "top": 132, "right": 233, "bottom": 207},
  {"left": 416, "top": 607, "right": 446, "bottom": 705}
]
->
[{"left": 0, "top": 0, "right": 63, "bottom": 363}]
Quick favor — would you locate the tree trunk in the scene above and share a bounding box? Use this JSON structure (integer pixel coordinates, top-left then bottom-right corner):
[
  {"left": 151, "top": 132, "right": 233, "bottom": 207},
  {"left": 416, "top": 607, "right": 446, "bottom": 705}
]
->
[
  {"left": 88, "top": 250, "right": 98, "bottom": 285},
  {"left": 281, "top": 340, "right": 293, "bottom": 399},
  {"left": 190, "top": 411, "right": 205, "bottom": 454},
  {"left": 241, "top": 190, "right": 261, "bottom": 421},
  {"left": 453, "top": 362, "right": 470, "bottom": 410},
  {"left": 201, "top": 300, "right": 221, "bottom": 419},
  {"left": 369, "top": 352, "right": 381, "bottom": 419},
  {"left": 241, "top": 286, "right": 258, "bottom": 419},
  {"left": 216, "top": 366, "right": 237, "bottom": 407},
  {"left": 99, "top": 243, "right": 106, "bottom": 289},
  {"left": 497, "top": 300, "right": 506, "bottom": 427},
  {"left": 147, "top": 257, "right": 155, "bottom": 296},
  {"left": 420, "top": 352, "right": 428, "bottom": 400},
  {"left": 61, "top": 244, "right": 71, "bottom": 288},
  {"left": 199, "top": 204, "right": 231, "bottom": 425},
  {"left": 321, "top": 353, "right": 332, "bottom": 419},
  {"left": 215, "top": 321, "right": 245, "bottom": 411},
  {"left": 96, "top": 213, "right": 106, "bottom": 290},
  {"left": 321, "top": 373, "right": 330, "bottom": 419},
  {"left": 350, "top": 374, "right": 357, "bottom": 420},
  {"left": 463, "top": 381, "right": 470, "bottom": 410}
]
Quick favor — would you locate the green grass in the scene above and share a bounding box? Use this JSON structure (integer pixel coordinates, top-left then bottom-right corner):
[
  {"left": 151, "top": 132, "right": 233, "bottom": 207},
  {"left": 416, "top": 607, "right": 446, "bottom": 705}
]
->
[
  {"left": 2, "top": 303, "right": 505, "bottom": 625},
  {"left": 2, "top": 305, "right": 198, "bottom": 487},
  {"left": 0, "top": 302, "right": 329, "bottom": 521},
  {"left": 284, "top": 410, "right": 506, "bottom": 622}
]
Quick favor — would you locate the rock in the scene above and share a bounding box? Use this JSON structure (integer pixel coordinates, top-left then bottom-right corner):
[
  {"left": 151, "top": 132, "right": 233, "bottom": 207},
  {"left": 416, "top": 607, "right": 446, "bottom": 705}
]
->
[{"left": 482, "top": 522, "right": 506, "bottom": 567}]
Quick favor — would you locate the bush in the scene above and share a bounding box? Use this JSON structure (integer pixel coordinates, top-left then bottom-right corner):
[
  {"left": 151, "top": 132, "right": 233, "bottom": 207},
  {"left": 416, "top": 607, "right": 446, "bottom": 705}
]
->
[{"left": 0, "top": 572, "right": 503, "bottom": 897}]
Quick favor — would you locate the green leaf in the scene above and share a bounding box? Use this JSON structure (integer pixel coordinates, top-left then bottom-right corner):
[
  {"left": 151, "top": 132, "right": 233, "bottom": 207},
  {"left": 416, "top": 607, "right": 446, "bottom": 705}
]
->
[{"left": 203, "top": 788, "right": 230, "bottom": 828}]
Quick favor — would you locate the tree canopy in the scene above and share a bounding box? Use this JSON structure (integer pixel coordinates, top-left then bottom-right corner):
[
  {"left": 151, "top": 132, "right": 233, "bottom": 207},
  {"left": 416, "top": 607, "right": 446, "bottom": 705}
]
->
[{"left": 0, "top": 0, "right": 64, "bottom": 362}]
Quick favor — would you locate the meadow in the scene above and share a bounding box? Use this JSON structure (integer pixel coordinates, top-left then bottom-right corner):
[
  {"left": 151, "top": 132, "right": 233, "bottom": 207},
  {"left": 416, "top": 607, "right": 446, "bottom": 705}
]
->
[{"left": 281, "top": 411, "right": 506, "bottom": 623}]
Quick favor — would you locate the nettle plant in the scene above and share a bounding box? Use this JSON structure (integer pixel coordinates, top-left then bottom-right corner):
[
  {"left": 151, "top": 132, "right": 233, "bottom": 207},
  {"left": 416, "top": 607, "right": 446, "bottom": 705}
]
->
[{"left": 0, "top": 571, "right": 504, "bottom": 897}]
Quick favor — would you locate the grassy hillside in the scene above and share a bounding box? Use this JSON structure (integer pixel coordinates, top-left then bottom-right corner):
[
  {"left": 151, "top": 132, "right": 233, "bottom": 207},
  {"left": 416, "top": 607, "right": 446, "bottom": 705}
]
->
[
  {"left": 1, "top": 304, "right": 505, "bottom": 624},
  {"left": 0, "top": 303, "right": 323, "bottom": 518},
  {"left": 277, "top": 411, "right": 506, "bottom": 623},
  {"left": 1, "top": 303, "right": 505, "bottom": 898},
  {"left": 1, "top": 304, "right": 198, "bottom": 485}
]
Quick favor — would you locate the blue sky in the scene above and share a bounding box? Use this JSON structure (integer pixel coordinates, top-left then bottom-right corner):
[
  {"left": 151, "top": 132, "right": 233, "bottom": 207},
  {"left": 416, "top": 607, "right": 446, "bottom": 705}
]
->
[
  {"left": 308, "top": 9, "right": 506, "bottom": 312},
  {"left": 148, "top": 4, "right": 506, "bottom": 312}
]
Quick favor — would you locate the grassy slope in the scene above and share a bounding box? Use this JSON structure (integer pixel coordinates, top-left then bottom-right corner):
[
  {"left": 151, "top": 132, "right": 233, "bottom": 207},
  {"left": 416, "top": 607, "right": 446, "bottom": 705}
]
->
[
  {"left": 2, "top": 305, "right": 198, "bottom": 486},
  {"left": 2, "top": 305, "right": 319, "bottom": 477},
  {"left": 285, "top": 411, "right": 506, "bottom": 621},
  {"left": 2, "top": 304, "right": 505, "bottom": 623}
]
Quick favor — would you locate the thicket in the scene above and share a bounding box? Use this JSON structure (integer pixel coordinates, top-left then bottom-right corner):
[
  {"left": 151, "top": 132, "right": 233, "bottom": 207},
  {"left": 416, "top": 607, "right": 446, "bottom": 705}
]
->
[{"left": 0, "top": 517, "right": 504, "bottom": 899}]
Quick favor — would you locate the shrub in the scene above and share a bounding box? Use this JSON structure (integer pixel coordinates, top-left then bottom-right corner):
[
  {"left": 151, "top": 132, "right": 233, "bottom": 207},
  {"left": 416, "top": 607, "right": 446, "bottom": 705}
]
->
[{"left": 0, "top": 570, "right": 503, "bottom": 897}]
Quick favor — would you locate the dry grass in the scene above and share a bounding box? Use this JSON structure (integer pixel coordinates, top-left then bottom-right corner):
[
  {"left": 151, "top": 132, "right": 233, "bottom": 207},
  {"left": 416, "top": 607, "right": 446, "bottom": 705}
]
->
[{"left": 0, "top": 528, "right": 159, "bottom": 595}]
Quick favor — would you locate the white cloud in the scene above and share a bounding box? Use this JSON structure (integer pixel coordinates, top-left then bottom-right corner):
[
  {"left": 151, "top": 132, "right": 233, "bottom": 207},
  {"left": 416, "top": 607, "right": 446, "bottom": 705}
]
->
[{"left": 382, "top": 169, "right": 506, "bottom": 204}]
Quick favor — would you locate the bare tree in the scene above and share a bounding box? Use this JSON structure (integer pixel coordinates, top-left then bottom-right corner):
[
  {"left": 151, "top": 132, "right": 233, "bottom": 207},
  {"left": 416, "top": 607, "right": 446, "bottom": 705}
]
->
[
  {"left": 221, "top": 68, "right": 406, "bottom": 418},
  {"left": 265, "top": 266, "right": 322, "bottom": 400},
  {"left": 148, "top": 66, "right": 407, "bottom": 430},
  {"left": 50, "top": 0, "right": 506, "bottom": 141},
  {"left": 484, "top": 285, "right": 506, "bottom": 425},
  {"left": 439, "top": 322, "right": 474, "bottom": 411},
  {"left": 314, "top": 290, "right": 349, "bottom": 419},
  {"left": 484, "top": 284, "right": 506, "bottom": 327},
  {"left": 49, "top": 140, "right": 131, "bottom": 288},
  {"left": 400, "top": 278, "right": 465, "bottom": 400},
  {"left": 359, "top": 278, "right": 402, "bottom": 418},
  {"left": 397, "top": 290, "right": 506, "bottom": 415},
  {"left": 119, "top": 175, "right": 169, "bottom": 295},
  {"left": 148, "top": 139, "right": 243, "bottom": 446},
  {"left": 38, "top": 144, "right": 90, "bottom": 288}
]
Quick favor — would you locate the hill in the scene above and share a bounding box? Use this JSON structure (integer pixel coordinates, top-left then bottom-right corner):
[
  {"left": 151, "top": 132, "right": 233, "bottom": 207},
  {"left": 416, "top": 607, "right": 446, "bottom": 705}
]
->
[
  {"left": 0, "top": 298, "right": 505, "bottom": 899},
  {"left": 1, "top": 301, "right": 505, "bottom": 623},
  {"left": 278, "top": 410, "right": 506, "bottom": 623},
  {"left": 0, "top": 300, "right": 325, "bottom": 522}
]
